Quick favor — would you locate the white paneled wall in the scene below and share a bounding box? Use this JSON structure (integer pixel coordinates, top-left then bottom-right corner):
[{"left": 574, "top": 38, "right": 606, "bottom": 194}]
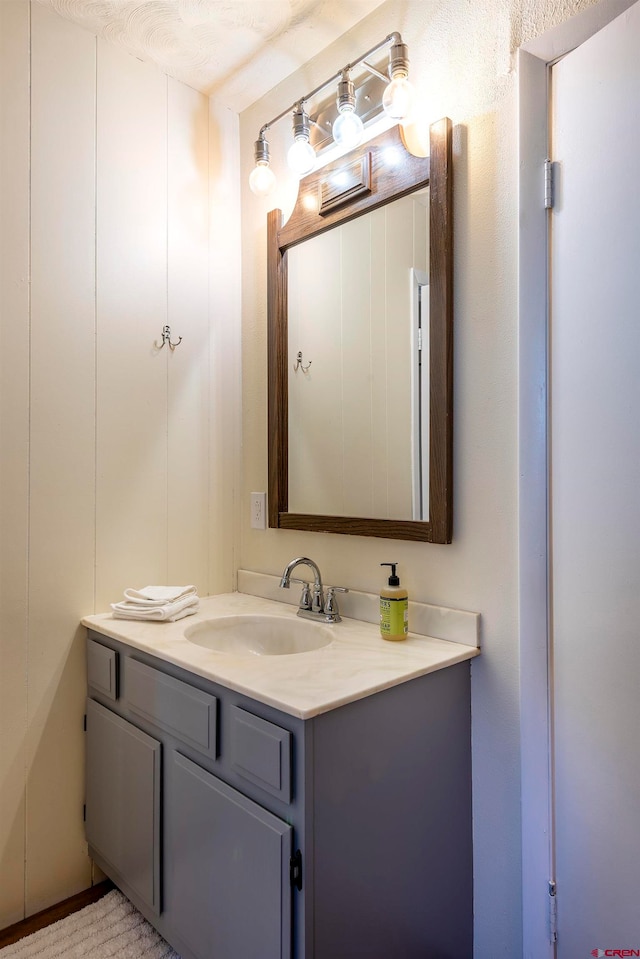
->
[
  {"left": 0, "top": 2, "right": 240, "bottom": 925},
  {"left": 0, "top": 0, "right": 30, "bottom": 929},
  {"left": 27, "top": 2, "right": 97, "bottom": 912},
  {"left": 95, "top": 40, "right": 169, "bottom": 607},
  {"left": 167, "top": 81, "right": 211, "bottom": 587},
  {"left": 208, "top": 98, "right": 242, "bottom": 591}
]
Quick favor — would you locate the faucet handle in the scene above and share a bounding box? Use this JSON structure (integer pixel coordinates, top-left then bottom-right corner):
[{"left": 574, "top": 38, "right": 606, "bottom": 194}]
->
[
  {"left": 325, "top": 586, "right": 349, "bottom": 620},
  {"left": 289, "top": 578, "right": 312, "bottom": 611}
]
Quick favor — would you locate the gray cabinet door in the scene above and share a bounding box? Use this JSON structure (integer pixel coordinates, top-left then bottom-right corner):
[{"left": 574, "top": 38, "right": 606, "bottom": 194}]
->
[
  {"left": 85, "top": 699, "right": 161, "bottom": 914},
  {"left": 165, "top": 750, "right": 292, "bottom": 959}
]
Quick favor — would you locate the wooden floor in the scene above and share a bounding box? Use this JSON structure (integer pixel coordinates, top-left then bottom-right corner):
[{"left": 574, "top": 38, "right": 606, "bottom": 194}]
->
[{"left": 0, "top": 881, "right": 114, "bottom": 949}]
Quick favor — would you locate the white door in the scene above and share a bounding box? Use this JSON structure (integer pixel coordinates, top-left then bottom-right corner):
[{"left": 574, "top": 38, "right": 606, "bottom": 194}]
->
[{"left": 550, "top": 3, "right": 640, "bottom": 954}]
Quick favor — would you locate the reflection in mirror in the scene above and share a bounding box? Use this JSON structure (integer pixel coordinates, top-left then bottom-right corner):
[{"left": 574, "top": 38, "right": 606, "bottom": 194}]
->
[
  {"left": 268, "top": 119, "right": 452, "bottom": 542},
  {"left": 288, "top": 188, "right": 430, "bottom": 520},
  {"left": 411, "top": 262, "right": 429, "bottom": 520}
]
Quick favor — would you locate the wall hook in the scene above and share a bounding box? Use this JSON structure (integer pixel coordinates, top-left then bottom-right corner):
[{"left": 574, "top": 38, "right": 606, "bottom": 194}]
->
[
  {"left": 155, "top": 325, "right": 182, "bottom": 351},
  {"left": 294, "top": 350, "right": 312, "bottom": 373}
]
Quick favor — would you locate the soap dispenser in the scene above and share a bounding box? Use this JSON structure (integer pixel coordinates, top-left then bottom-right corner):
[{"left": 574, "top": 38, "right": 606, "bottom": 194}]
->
[{"left": 379, "top": 562, "right": 408, "bottom": 641}]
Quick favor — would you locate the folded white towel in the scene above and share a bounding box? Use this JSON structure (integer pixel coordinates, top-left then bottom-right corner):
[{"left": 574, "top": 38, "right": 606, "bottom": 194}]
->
[
  {"left": 111, "top": 595, "right": 199, "bottom": 622},
  {"left": 123, "top": 585, "right": 197, "bottom": 606}
]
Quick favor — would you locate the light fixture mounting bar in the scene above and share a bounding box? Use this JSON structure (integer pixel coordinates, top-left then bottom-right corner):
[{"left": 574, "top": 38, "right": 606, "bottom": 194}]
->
[
  {"left": 257, "top": 32, "right": 403, "bottom": 138},
  {"left": 361, "top": 61, "right": 389, "bottom": 83}
]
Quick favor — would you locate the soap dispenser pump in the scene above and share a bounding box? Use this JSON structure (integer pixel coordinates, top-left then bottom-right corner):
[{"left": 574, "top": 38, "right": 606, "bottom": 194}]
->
[{"left": 379, "top": 562, "right": 408, "bottom": 641}]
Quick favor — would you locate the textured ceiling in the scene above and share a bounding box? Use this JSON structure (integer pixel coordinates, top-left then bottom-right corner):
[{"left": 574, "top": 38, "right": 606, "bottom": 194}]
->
[{"left": 37, "top": 0, "right": 387, "bottom": 111}]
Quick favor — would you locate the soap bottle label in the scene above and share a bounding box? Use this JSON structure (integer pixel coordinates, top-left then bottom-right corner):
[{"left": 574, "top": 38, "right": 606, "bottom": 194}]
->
[{"left": 380, "top": 597, "right": 409, "bottom": 638}]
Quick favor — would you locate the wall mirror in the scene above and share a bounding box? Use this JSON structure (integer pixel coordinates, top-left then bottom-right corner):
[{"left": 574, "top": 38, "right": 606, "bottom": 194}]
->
[{"left": 268, "top": 118, "right": 452, "bottom": 542}]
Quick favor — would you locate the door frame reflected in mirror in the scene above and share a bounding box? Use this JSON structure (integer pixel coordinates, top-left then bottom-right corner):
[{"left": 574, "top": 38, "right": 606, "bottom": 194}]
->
[{"left": 267, "top": 118, "right": 452, "bottom": 542}]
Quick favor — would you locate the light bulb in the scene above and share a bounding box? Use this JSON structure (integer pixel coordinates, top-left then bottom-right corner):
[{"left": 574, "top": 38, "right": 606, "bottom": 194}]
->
[
  {"left": 333, "top": 72, "right": 364, "bottom": 150},
  {"left": 382, "top": 76, "right": 416, "bottom": 121},
  {"left": 332, "top": 108, "right": 364, "bottom": 149},
  {"left": 287, "top": 137, "right": 316, "bottom": 176},
  {"left": 249, "top": 160, "right": 276, "bottom": 197}
]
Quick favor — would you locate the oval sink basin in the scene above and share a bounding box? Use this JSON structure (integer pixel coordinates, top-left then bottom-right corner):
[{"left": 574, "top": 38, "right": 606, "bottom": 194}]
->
[{"left": 184, "top": 614, "right": 334, "bottom": 656}]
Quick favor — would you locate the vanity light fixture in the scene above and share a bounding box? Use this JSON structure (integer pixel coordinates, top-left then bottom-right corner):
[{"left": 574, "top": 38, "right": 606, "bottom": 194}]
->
[
  {"left": 287, "top": 105, "right": 316, "bottom": 176},
  {"left": 248, "top": 133, "right": 277, "bottom": 197},
  {"left": 248, "top": 32, "right": 416, "bottom": 196},
  {"left": 332, "top": 71, "right": 364, "bottom": 149},
  {"left": 382, "top": 39, "right": 415, "bottom": 120}
]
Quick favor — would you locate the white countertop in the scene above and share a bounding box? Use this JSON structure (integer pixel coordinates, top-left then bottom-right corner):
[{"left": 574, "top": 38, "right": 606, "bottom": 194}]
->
[{"left": 82, "top": 590, "right": 480, "bottom": 719}]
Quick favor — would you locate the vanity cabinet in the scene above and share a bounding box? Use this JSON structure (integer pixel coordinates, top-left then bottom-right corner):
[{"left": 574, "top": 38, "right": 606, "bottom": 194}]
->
[
  {"left": 85, "top": 629, "right": 473, "bottom": 959},
  {"left": 85, "top": 700, "right": 161, "bottom": 914},
  {"left": 165, "top": 751, "right": 292, "bottom": 959}
]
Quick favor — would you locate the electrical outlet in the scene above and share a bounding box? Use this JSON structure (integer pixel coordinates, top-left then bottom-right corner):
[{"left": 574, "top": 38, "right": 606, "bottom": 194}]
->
[{"left": 250, "top": 492, "right": 267, "bottom": 530}]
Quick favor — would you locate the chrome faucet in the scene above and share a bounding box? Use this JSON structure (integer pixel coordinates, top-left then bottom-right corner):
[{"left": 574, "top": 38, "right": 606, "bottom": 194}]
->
[{"left": 279, "top": 556, "right": 348, "bottom": 624}]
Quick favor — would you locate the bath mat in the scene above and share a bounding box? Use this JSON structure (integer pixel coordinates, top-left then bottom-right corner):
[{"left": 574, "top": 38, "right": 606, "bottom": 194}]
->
[{"left": 0, "top": 890, "right": 180, "bottom": 959}]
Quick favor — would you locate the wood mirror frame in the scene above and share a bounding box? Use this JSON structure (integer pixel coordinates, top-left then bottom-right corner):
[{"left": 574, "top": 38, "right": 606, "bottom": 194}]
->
[{"left": 267, "top": 117, "right": 452, "bottom": 542}]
